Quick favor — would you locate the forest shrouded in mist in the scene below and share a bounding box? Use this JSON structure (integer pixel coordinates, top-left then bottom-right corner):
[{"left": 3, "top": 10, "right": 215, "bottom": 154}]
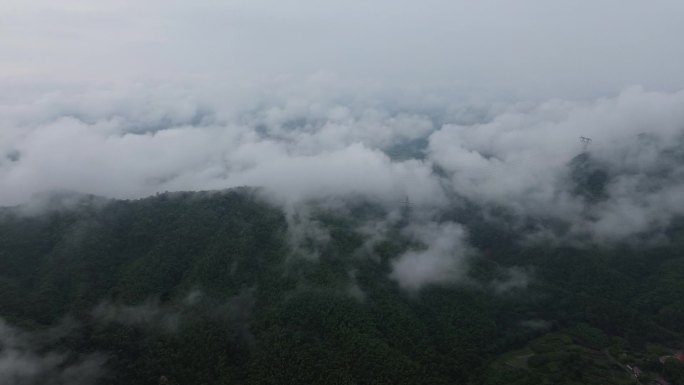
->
[
  {"left": 4, "top": 85, "right": 684, "bottom": 384},
  {"left": 4, "top": 1, "right": 684, "bottom": 383},
  {"left": 3, "top": 182, "right": 684, "bottom": 384}
]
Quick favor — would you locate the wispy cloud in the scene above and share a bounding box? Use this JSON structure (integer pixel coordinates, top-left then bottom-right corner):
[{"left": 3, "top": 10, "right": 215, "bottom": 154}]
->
[{"left": 0, "top": 318, "right": 105, "bottom": 385}]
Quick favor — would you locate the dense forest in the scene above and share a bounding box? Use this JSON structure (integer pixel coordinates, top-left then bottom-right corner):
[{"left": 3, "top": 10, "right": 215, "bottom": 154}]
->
[{"left": 2, "top": 186, "right": 684, "bottom": 385}]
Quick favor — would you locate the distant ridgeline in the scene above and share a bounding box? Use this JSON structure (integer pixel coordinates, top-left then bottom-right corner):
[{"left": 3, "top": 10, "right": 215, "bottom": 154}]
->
[{"left": 2, "top": 188, "right": 684, "bottom": 385}]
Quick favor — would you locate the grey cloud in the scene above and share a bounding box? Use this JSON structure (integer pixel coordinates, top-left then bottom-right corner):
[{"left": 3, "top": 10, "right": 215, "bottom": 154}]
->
[
  {"left": 3, "top": 84, "right": 684, "bottom": 247},
  {"left": 390, "top": 222, "right": 472, "bottom": 290},
  {"left": 0, "top": 318, "right": 105, "bottom": 385},
  {"left": 0, "top": 83, "right": 445, "bottom": 208},
  {"left": 428, "top": 87, "right": 684, "bottom": 242},
  {"left": 91, "top": 290, "right": 258, "bottom": 335},
  {"left": 284, "top": 203, "right": 333, "bottom": 261},
  {"left": 92, "top": 299, "right": 182, "bottom": 332},
  {"left": 490, "top": 267, "right": 531, "bottom": 294}
]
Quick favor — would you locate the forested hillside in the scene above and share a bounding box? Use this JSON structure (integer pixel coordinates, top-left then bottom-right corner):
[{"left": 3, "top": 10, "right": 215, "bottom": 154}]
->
[{"left": 2, "top": 189, "right": 684, "bottom": 384}]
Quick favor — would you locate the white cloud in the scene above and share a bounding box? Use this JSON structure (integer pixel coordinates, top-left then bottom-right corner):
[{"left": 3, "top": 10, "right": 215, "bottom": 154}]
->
[
  {"left": 0, "top": 83, "right": 446, "bottom": 208},
  {"left": 390, "top": 222, "right": 471, "bottom": 290},
  {"left": 427, "top": 87, "right": 684, "bottom": 241},
  {"left": 2, "top": 84, "right": 684, "bottom": 246}
]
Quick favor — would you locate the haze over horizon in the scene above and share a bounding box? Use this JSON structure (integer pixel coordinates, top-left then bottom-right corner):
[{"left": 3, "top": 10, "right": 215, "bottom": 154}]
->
[{"left": 2, "top": 1, "right": 684, "bottom": 94}]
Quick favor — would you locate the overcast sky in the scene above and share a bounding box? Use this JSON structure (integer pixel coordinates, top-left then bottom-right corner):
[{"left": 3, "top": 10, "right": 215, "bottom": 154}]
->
[{"left": 2, "top": 0, "right": 684, "bottom": 98}]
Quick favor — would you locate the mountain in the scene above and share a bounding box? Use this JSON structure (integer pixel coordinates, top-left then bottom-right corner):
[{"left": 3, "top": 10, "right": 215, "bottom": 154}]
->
[
  {"left": 2, "top": 189, "right": 684, "bottom": 384},
  {"left": 568, "top": 152, "right": 610, "bottom": 203}
]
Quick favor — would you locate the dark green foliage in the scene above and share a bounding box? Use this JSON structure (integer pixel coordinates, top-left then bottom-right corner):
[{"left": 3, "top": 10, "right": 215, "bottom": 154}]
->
[
  {"left": 664, "top": 359, "right": 684, "bottom": 385},
  {"left": 2, "top": 189, "right": 684, "bottom": 384},
  {"left": 568, "top": 152, "right": 610, "bottom": 203}
]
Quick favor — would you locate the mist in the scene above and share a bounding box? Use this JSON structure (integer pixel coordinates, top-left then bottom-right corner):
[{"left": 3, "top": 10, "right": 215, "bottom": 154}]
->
[{"left": 0, "top": 318, "right": 105, "bottom": 385}]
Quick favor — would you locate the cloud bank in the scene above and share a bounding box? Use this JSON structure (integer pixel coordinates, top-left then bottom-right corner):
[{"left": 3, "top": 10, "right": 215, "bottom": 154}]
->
[{"left": 2, "top": 84, "right": 684, "bottom": 244}]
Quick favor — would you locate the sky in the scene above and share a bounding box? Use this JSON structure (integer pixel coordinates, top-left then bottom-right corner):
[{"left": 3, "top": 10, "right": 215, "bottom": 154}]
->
[
  {"left": 2, "top": 0, "right": 684, "bottom": 97},
  {"left": 2, "top": 1, "right": 684, "bottom": 290}
]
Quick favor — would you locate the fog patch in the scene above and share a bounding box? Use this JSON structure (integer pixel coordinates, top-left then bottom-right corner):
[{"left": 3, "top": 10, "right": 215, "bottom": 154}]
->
[
  {"left": 0, "top": 318, "right": 105, "bottom": 385},
  {"left": 2, "top": 83, "right": 684, "bottom": 246},
  {"left": 92, "top": 299, "right": 181, "bottom": 333},
  {"left": 520, "top": 319, "right": 552, "bottom": 331},
  {"left": 390, "top": 222, "right": 472, "bottom": 290},
  {"left": 490, "top": 267, "right": 531, "bottom": 294}
]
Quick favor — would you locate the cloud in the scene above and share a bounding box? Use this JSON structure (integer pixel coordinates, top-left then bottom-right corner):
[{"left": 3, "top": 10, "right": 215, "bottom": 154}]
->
[
  {"left": 0, "top": 82, "right": 445, "bottom": 208},
  {"left": 91, "top": 299, "right": 182, "bottom": 332},
  {"left": 0, "top": 318, "right": 105, "bottom": 385},
  {"left": 427, "top": 87, "right": 684, "bottom": 241},
  {"left": 3, "top": 84, "right": 684, "bottom": 247},
  {"left": 490, "top": 267, "right": 531, "bottom": 294},
  {"left": 390, "top": 222, "right": 472, "bottom": 290},
  {"left": 91, "top": 289, "right": 258, "bottom": 337}
]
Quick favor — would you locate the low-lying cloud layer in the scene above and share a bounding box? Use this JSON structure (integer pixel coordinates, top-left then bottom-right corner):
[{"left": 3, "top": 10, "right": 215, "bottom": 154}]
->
[
  {"left": 0, "top": 81, "right": 444, "bottom": 208},
  {"left": 3, "top": 84, "right": 684, "bottom": 244}
]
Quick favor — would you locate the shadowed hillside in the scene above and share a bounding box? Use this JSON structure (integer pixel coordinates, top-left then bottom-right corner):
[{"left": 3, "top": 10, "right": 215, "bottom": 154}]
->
[{"left": 2, "top": 189, "right": 684, "bottom": 384}]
